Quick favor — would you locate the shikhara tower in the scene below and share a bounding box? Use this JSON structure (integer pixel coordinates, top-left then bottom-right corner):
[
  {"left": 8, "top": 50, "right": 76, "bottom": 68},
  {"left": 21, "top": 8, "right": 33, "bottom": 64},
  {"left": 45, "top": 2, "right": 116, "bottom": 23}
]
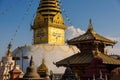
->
[{"left": 31, "top": 0, "right": 67, "bottom": 45}]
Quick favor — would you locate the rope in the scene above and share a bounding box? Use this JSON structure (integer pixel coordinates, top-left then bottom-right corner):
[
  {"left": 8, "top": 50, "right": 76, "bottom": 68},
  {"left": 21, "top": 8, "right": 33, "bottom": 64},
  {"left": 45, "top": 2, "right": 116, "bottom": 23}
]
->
[
  {"left": 9, "top": 0, "right": 35, "bottom": 44},
  {"left": 30, "top": 0, "right": 40, "bottom": 28},
  {"left": 59, "top": 0, "right": 74, "bottom": 26},
  {"left": 59, "top": 0, "right": 82, "bottom": 37},
  {"left": 0, "top": 0, "right": 23, "bottom": 16}
]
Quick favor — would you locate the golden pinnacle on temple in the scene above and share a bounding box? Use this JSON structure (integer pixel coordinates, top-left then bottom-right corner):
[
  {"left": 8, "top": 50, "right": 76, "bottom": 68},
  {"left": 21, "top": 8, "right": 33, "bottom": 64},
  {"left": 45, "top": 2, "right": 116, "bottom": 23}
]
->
[
  {"left": 7, "top": 42, "right": 12, "bottom": 57},
  {"left": 88, "top": 18, "right": 94, "bottom": 32}
]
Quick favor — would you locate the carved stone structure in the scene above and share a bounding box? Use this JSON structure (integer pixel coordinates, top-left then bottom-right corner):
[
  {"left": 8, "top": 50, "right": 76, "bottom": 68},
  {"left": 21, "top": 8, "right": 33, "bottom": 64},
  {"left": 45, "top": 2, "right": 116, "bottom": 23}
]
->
[
  {"left": 20, "top": 56, "right": 41, "bottom": 80},
  {"left": 37, "top": 59, "right": 50, "bottom": 80},
  {"left": 0, "top": 43, "right": 15, "bottom": 80},
  {"left": 19, "top": 56, "right": 51, "bottom": 80},
  {"left": 0, "top": 43, "right": 23, "bottom": 80}
]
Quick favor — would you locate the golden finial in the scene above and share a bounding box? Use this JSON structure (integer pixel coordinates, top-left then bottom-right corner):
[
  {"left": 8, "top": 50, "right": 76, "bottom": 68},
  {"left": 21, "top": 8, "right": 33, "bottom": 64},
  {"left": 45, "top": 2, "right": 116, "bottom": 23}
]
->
[
  {"left": 90, "top": 18, "right": 92, "bottom": 24},
  {"left": 7, "top": 42, "right": 12, "bottom": 57},
  {"left": 88, "top": 18, "right": 94, "bottom": 32},
  {"left": 105, "top": 48, "right": 109, "bottom": 55}
]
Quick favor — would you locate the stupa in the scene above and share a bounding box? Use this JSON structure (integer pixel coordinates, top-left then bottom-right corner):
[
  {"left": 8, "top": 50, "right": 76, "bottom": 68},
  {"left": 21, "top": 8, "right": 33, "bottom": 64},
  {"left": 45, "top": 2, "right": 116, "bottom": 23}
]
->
[
  {"left": 0, "top": 43, "right": 22, "bottom": 80},
  {"left": 13, "top": 0, "right": 79, "bottom": 74}
]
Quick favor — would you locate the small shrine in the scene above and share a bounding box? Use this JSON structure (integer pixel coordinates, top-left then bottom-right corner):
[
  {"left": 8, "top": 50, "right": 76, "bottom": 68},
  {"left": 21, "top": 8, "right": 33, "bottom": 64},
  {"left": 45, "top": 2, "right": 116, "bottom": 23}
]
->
[
  {"left": 19, "top": 56, "right": 51, "bottom": 80},
  {"left": 21, "top": 56, "right": 41, "bottom": 80},
  {"left": 37, "top": 59, "right": 50, "bottom": 80},
  {"left": 0, "top": 43, "right": 16, "bottom": 80},
  {"left": 9, "top": 57, "right": 24, "bottom": 80}
]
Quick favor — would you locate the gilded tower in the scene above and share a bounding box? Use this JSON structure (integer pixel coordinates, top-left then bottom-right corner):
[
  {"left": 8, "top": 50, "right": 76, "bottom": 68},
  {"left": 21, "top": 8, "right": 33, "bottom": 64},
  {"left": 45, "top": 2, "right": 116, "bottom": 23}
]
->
[{"left": 31, "top": 0, "right": 67, "bottom": 45}]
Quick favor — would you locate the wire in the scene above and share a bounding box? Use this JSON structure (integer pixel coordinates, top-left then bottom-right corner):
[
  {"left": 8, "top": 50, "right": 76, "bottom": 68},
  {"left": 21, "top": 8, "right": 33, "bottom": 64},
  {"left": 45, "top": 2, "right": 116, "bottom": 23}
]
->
[
  {"left": 59, "top": 0, "right": 74, "bottom": 26},
  {"left": 9, "top": 0, "right": 35, "bottom": 44},
  {"left": 59, "top": 0, "right": 81, "bottom": 36},
  {"left": 30, "top": 0, "right": 40, "bottom": 24},
  {"left": 0, "top": 0, "right": 23, "bottom": 16}
]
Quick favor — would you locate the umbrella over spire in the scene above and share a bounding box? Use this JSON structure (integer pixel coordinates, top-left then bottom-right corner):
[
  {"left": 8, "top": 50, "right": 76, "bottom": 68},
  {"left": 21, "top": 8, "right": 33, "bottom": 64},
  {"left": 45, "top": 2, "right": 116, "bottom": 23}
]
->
[{"left": 38, "top": 0, "right": 61, "bottom": 16}]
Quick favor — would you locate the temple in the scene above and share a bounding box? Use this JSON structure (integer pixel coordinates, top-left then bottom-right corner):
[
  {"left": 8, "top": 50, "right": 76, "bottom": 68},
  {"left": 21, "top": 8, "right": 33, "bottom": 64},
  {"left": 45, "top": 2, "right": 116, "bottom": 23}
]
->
[
  {"left": 31, "top": 0, "right": 67, "bottom": 45},
  {"left": 56, "top": 19, "right": 120, "bottom": 80}
]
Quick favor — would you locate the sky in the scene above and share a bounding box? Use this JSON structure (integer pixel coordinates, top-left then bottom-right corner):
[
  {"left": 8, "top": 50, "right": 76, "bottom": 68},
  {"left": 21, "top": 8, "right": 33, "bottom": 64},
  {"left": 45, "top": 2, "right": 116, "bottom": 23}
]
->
[{"left": 0, "top": 0, "right": 120, "bottom": 57}]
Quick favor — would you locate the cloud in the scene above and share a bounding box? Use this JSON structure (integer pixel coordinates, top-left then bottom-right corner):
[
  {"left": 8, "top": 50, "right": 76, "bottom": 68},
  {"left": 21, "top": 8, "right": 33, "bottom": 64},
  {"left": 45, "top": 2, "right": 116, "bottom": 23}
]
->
[{"left": 65, "top": 26, "right": 85, "bottom": 40}]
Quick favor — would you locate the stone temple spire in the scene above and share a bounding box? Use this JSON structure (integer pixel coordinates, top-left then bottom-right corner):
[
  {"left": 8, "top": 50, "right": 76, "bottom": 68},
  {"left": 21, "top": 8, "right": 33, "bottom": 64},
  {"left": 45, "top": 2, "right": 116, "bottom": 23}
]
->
[
  {"left": 23, "top": 56, "right": 40, "bottom": 79},
  {"left": 30, "top": 56, "right": 34, "bottom": 67}
]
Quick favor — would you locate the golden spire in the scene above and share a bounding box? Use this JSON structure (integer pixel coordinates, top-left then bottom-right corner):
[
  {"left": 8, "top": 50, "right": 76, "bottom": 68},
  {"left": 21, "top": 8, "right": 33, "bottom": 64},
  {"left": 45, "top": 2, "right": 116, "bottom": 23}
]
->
[
  {"left": 105, "top": 48, "right": 109, "bottom": 55},
  {"left": 7, "top": 42, "right": 12, "bottom": 57},
  {"left": 32, "top": 0, "right": 66, "bottom": 45},
  {"left": 37, "top": 58, "right": 49, "bottom": 77},
  {"left": 88, "top": 18, "right": 94, "bottom": 32},
  {"left": 38, "top": 0, "right": 61, "bottom": 16},
  {"left": 39, "top": 59, "right": 48, "bottom": 72}
]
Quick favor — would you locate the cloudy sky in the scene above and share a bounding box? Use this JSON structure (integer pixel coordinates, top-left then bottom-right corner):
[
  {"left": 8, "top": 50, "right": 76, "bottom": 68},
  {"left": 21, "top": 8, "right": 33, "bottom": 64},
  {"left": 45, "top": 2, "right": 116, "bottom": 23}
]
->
[{"left": 0, "top": 0, "right": 120, "bottom": 56}]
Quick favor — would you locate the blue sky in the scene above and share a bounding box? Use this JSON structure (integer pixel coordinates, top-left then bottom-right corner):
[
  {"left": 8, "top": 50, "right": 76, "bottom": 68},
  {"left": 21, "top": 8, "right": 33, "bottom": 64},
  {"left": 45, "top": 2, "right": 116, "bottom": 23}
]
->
[{"left": 0, "top": 0, "right": 120, "bottom": 56}]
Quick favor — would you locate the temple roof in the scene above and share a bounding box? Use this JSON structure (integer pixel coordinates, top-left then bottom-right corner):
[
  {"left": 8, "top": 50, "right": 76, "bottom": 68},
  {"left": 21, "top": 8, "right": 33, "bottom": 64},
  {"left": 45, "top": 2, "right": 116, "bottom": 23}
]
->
[
  {"left": 67, "top": 19, "right": 116, "bottom": 46},
  {"left": 56, "top": 50, "right": 120, "bottom": 67},
  {"left": 9, "top": 55, "right": 22, "bottom": 74},
  {"left": 9, "top": 65, "right": 22, "bottom": 73}
]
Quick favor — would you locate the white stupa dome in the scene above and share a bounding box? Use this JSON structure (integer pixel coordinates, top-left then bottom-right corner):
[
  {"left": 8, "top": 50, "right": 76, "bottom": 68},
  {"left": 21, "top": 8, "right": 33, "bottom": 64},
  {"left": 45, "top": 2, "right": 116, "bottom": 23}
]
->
[{"left": 13, "top": 44, "right": 79, "bottom": 74}]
